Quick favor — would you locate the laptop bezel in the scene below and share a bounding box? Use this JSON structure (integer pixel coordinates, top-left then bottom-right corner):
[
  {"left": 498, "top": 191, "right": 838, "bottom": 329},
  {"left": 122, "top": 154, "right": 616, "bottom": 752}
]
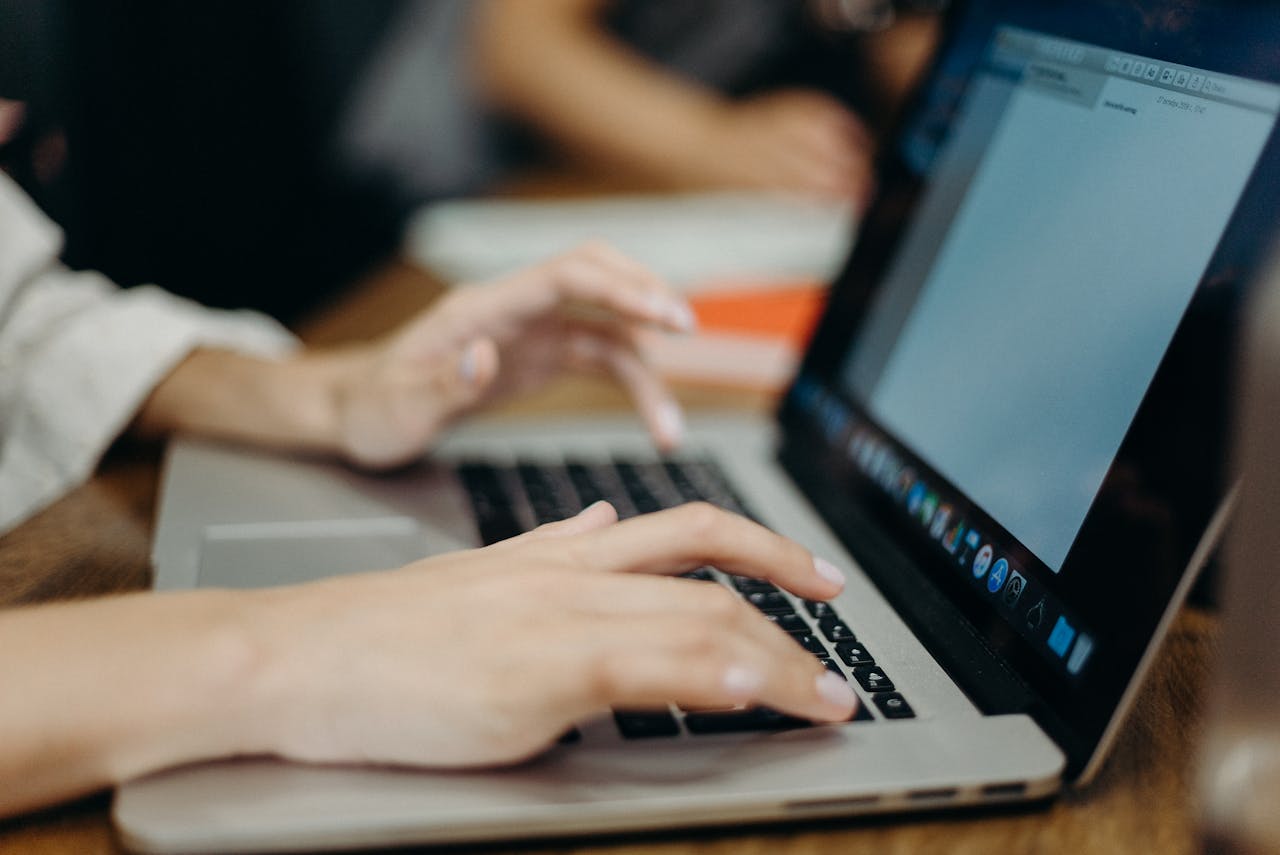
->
[{"left": 775, "top": 0, "right": 1280, "bottom": 780}]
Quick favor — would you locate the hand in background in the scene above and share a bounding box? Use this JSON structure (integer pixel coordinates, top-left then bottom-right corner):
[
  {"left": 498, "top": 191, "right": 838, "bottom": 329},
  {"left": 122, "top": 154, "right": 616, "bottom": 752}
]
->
[
  {"left": 0, "top": 99, "right": 24, "bottom": 147},
  {"left": 249, "top": 502, "right": 858, "bottom": 768},
  {"left": 334, "top": 242, "right": 695, "bottom": 468},
  {"left": 136, "top": 243, "right": 694, "bottom": 468},
  {"left": 689, "top": 89, "right": 876, "bottom": 205},
  {"left": 475, "top": 0, "right": 877, "bottom": 205}
]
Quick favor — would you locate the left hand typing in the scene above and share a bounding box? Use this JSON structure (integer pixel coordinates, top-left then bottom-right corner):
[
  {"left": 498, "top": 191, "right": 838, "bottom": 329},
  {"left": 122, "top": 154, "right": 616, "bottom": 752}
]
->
[{"left": 334, "top": 242, "right": 696, "bottom": 468}]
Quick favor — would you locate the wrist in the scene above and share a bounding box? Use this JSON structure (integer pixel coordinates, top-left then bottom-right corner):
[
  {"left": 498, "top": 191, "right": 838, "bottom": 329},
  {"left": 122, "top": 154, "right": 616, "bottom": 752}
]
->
[
  {"left": 97, "top": 590, "right": 290, "bottom": 782},
  {"left": 267, "top": 348, "right": 373, "bottom": 459}
]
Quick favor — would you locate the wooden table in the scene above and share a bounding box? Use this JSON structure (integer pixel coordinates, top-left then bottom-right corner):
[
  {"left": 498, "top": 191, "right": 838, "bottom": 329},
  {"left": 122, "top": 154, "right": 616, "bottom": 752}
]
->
[{"left": 0, "top": 260, "right": 1217, "bottom": 854}]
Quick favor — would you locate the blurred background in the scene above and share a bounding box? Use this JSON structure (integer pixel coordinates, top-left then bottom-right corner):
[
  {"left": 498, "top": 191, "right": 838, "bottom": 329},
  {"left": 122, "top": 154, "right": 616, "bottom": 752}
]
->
[{"left": 0, "top": 0, "right": 944, "bottom": 322}]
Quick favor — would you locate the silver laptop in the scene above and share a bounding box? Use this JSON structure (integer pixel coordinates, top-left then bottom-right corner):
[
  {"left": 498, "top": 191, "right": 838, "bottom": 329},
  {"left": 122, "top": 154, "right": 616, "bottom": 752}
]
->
[{"left": 118, "top": 2, "right": 1280, "bottom": 851}]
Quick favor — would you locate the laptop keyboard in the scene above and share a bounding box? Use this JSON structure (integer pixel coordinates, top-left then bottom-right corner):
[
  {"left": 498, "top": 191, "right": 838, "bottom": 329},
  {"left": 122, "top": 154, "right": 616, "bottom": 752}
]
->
[{"left": 456, "top": 456, "right": 915, "bottom": 737}]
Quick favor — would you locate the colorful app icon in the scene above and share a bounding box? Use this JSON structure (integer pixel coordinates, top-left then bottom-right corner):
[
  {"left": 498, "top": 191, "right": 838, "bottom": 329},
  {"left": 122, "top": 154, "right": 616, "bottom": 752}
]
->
[
  {"left": 959, "top": 529, "right": 981, "bottom": 566},
  {"left": 920, "top": 493, "right": 939, "bottom": 526},
  {"left": 847, "top": 429, "right": 866, "bottom": 461},
  {"left": 882, "top": 454, "right": 902, "bottom": 489},
  {"left": 1067, "top": 633, "right": 1094, "bottom": 675},
  {"left": 929, "top": 505, "right": 952, "bottom": 539},
  {"left": 896, "top": 468, "right": 916, "bottom": 500},
  {"left": 906, "top": 482, "right": 926, "bottom": 516},
  {"left": 1025, "top": 596, "right": 1047, "bottom": 630},
  {"left": 1002, "top": 570, "right": 1026, "bottom": 608},
  {"left": 986, "top": 558, "right": 1009, "bottom": 594},
  {"left": 1048, "top": 615, "right": 1077, "bottom": 658},
  {"left": 972, "top": 544, "right": 993, "bottom": 579},
  {"left": 858, "top": 438, "right": 876, "bottom": 473},
  {"left": 942, "top": 519, "right": 965, "bottom": 554}
]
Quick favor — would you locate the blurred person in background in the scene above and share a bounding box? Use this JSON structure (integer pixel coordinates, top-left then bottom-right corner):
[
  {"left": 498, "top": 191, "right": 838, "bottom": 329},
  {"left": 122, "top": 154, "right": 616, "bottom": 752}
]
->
[{"left": 342, "top": 0, "right": 944, "bottom": 205}]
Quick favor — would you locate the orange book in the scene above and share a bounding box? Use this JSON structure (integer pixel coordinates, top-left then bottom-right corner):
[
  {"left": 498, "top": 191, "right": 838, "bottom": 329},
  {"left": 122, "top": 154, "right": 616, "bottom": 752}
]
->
[{"left": 640, "top": 279, "right": 828, "bottom": 391}]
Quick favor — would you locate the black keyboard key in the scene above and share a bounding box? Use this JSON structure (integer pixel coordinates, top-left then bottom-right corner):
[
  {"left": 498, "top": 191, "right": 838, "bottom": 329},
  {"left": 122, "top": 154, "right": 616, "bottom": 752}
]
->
[
  {"left": 835, "top": 641, "right": 875, "bottom": 667},
  {"left": 851, "top": 698, "right": 875, "bottom": 722},
  {"left": 852, "top": 665, "right": 895, "bottom": 694},
  {"left": 681, "top": 567, "right": 715, "bottom": 582},
  {"left": 614, "top": 462, "right": 665, "bottom": 514},
  {"left": 818, "top": 618, "right": 856, "bottom": 642},
  {"left": 614, "top": 710, "right": 680, "bottom": 739},
  {"left": 565, "top": 463, "right": 608, "bottom": 509},
  {"left": 766, "top": 613, "right": 809, "bottom": 634},
  {"left": 732, "top": 576, "right": 781, "bottom": 595},
  {"left": 662, "top": 461, "right": 706, "bottom": 503},
  {"left": 517, "top": 464, "right": 577, "bottom": 524},
  {"left": 819, "top": 657, "right": 843, "bottom": 676},
  {"left": 804, "top": 600, "right": 840, "bottom": 620},
  {"left": 557, "top": 727, "right": 581, "bottom": 744},
  {"left": 873, "top": 692, "right": 915, "bottom": 719},
  {"left": 791, "top": 633, "right": 829, "bottom": 656},
  {"left": 684, "top": 707, "right": 809, "bottom": 734},
  {"left": 746, "top": 591, "right": 795, "bottom": 614},
  {"left": 457, "top": 463, "right": 525, "bottom": 545},
  {"left": 672, "top": 461, "right": 754, "bottom": 518}
]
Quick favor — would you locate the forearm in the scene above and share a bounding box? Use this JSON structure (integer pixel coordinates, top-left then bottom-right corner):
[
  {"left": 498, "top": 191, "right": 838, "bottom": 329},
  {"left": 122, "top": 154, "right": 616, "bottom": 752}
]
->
[
  {"left": 132, "top": 347, "right": 369, "bottom": 457},
  {"left": 474, "top": 0, "right": 728, "bottom": 183},
  {"left": 0, "top": 590, "right": 277, "bottom": 817}
]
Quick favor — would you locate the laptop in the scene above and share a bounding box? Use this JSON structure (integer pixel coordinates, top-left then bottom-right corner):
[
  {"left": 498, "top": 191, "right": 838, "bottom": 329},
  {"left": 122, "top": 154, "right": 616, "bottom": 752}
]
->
[{"left": 118, "top": 1, "right": 1280, "bottom": 851}]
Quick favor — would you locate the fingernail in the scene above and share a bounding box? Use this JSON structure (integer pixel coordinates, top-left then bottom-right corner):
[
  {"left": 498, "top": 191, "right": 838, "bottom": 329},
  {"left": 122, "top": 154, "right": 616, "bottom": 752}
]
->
[
  {"left": 813, "top": 557, "right": 846, "bottom": 590},
  {"left": 645, "top": 292, "right": 670, "bottom": 320},
  {"left": 645, "top": 293, "right": 697, "bottom": 332},
  {"left": 816, "top": 671, "right": 858, "bottom": 710},
  {"left": 655, "top": 401, "right": 685, "bottom": 446},
  {"left": 669, "top": 301, "right": 698, "bottom": 333},
  {"left": 458, "top": 341, "right": 480, "bottom": 384},
  {"left": 723, "top": 664, "right": 765, "bottom": 698},
  {"left": 578, "top": 500, "right": 610, "bottom": 516}
]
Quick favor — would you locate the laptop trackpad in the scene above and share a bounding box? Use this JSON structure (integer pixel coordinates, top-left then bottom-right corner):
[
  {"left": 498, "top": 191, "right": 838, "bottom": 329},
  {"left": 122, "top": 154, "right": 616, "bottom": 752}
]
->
[{"left": 196, "top": 518, "right": 433, "bottom": 589}]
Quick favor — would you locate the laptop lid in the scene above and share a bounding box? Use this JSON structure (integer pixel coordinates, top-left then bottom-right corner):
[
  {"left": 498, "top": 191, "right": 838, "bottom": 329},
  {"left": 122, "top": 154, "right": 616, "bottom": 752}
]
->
[{"left": 776, "top": 0, "right": 1280, "bottom": 781}]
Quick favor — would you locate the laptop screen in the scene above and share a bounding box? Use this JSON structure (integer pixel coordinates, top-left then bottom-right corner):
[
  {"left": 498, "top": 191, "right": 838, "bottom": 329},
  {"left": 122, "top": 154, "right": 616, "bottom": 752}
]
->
[
  {"left": 844, "top": 26, "right": 1276, "bottom": 574},
  {"left": 781, "top": 0, "right": 1280, "bottom": 771}
]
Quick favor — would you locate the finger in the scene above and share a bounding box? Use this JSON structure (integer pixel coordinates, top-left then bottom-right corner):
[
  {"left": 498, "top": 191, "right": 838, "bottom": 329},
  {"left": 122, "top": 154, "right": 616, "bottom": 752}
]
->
[
  {"left": 769, "top": 149, "right": 867, "bottom": 203},
  {"left": 560, "top": 569, "right": 755, "bottom": 616},
  {"left": 577, "top": 503, "right": 847, "bottom": 601},
  {"left": 776, "top": 89, "right": 871, "bottom": 144},
  {"left": 502, "top": 500, "right": 619, "bottom": 546},
  {"left": 341, "top": 337, "right": 499, "bottom": 470},
  {"left": 778, "top": 116, "right": 869, "bottom": 173},
  {"left": 566, "top": 327, "right": 684, "bottom": 450},
  {"left": 562, "top": 573, "right": 818, "bottom": 673},
  {"left": 533, "top": 245, "right": 696, "bottom": 333},
  {"left": 569, "top": 613, "right": 858, "bottom": 723}
]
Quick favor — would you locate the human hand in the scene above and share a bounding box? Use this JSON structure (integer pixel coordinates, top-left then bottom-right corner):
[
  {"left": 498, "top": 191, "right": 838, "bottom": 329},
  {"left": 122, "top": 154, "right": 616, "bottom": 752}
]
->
[
  {"left": 332, "top": 243, "right": 695, "bottom": 469},
  {"left": 689, "top": 89, "right": 875, "bottom": 205},
  {"left": 0, "top": 99, "right": 25, "bottom": 147},
  {"left": 244, "top": 502, "right": 858, "bottom": 769}
]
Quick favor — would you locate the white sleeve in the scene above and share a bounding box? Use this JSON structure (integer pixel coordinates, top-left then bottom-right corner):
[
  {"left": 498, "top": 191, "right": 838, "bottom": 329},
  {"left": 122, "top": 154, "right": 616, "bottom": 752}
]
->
[{"left": 0, "top": 173, "right": 299, "bottom": 534}]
